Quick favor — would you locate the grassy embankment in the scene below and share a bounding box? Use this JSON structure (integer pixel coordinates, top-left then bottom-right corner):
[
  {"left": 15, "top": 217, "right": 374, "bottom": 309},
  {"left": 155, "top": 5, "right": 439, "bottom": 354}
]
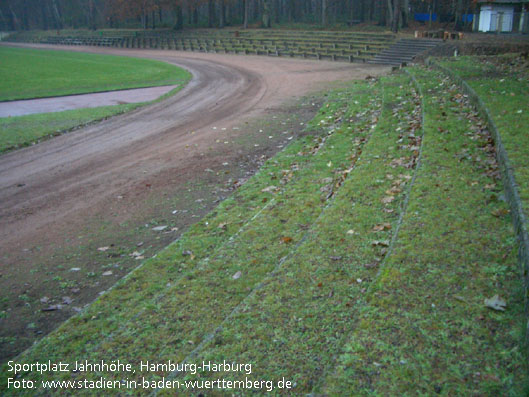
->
[
  {"left": 1, "top": 67, "right": 526, "bottom": 395},
  {"left": 437, "top": 54, "right": 529, "bottom": 219},
  {"left": 0, "top": 46, "right": 191, "bottom": 153},
  {"left": 323, "top": 66, "right": 527, "bottom": 396}
]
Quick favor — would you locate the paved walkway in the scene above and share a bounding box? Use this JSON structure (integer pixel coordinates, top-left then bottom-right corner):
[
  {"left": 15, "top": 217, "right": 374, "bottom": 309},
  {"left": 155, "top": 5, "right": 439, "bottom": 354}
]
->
[{"left": 0, "top": 85, "right": 177, "bottom": 117}]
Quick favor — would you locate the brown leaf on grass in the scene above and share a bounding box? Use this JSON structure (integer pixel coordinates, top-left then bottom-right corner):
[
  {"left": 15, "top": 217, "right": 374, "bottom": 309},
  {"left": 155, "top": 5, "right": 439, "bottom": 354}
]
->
[
  {"left": 491, "top": 208, "right": 510, "bottom": 217},
  {"left": 218, "top": 222, "right": 228, "bottom": 230},
  {"left": 385, "top": 187, "right": 402, "bottom": 195},
  {"left": 372, "top": 223, "right": 392, "bottom": 232},
  {"left": 389, "top": 157, "right": 407, "bottom": 168},
  {"left": 281, "top": 236, "right": 293, "bottom": 244},
  {"left": 381, "top": 196, "right": 395, "bottom": 204}
]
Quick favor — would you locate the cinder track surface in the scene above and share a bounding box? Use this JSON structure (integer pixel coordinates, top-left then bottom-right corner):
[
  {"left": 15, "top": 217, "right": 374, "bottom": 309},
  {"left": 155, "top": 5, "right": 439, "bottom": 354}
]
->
[{"left": 0, "top": 43, "right": 389, "bottom": 361}]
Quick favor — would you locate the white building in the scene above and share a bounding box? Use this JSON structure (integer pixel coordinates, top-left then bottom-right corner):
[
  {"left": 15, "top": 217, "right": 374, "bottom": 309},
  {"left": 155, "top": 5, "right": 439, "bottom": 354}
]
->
[{"left": 477, "top": 0, "right": 528, "bottom": 32}]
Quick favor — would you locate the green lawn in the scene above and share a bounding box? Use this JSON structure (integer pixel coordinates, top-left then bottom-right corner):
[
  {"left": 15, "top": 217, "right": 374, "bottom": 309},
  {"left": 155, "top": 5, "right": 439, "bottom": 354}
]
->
[
  {"left": 0, "top": 46, "right": 190, "bottom": 101},
  {"left": 1, "top": 68, "right": 526, "bottom": 395},
  {"left": 0, "top": 103, "right": 140, "bottom": 153},
  {"left": 0, "top": 47, "right": 191, "bottom": 153}
]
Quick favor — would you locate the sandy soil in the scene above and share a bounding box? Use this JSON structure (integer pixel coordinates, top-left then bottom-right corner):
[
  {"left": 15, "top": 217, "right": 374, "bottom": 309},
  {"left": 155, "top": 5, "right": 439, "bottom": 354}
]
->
[{"left": 0, "top": 43, "right": 390, "bottom": 361}]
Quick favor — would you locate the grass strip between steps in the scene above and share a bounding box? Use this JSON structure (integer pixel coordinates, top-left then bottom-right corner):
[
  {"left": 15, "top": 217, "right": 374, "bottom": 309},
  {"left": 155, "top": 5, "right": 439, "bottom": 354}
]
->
[
  {"left": 323, "top": 66, "right": 527, "bottom": 396},
  {"left": 1, "top": 81, "right": 380, "bottom": 395},
  {"left": 154, "top": 73, "right": 423, "bottom": 396},
  {"left": 438, "top": 55, "right": 529, "bottom": 252}
]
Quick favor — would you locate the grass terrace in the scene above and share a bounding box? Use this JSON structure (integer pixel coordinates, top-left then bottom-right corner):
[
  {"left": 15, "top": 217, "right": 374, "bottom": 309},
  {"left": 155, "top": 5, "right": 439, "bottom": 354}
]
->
[
  {"left": 437, "top": 54, "right": 529, "bottom": 223},
  {"left": 1, "top": 66, "right": 526, "bottom": 395}
]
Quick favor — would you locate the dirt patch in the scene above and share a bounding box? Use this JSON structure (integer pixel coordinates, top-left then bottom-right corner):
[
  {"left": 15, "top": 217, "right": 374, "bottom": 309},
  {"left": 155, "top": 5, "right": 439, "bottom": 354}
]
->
[{"left": 0, "top": 44, "right": 390, "bottom": 362}]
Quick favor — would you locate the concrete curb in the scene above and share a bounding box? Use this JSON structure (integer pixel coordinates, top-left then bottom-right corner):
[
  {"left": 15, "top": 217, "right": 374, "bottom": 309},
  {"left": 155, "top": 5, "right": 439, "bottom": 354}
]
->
[{"left": 426, "top": 58, "right": 529, "bottom": 349}]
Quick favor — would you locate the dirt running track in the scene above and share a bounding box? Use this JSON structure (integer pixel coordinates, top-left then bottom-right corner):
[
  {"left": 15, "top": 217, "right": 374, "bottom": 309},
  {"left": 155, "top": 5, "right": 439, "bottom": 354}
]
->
[{"left": 0, "top": 43, "right": 389, "bottom": 361}]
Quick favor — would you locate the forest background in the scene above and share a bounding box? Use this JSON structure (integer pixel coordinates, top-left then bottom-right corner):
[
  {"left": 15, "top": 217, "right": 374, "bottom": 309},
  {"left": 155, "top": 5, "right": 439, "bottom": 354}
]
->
[{"left": 0, "top": 0, "right": 479, "bottom": 33}]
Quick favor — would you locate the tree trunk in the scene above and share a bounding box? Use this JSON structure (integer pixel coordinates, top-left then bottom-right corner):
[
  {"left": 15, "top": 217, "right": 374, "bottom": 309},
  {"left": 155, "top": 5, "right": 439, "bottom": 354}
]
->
[
  {"left": 243, "top": 0, "right": 249, "bottom": 28},
  {"left": 386, "top": 0, "right": 393, "bottom": 28},
  {"left": 174, "top": 5, "right": 183, "bottom": 30},
  {"left": 0, "top": 8, "right": 9, "bottom": 31},
  {"left": 391, "top": 0, "right": 400, "bottom": 32},
  {"left": 321, "top": 0, "right": 326, "bottom": 25},
  {"left": 262, "top": 0, "right": 271, "bottom": 27},
  {"left": 21, "top": 0, "right": 29, "bottom": 30},
  {"left": 219, "top": 0, "right": 225, "bottom": 28},
  {"left": 40, "top": 1, "right": 48, "bottom": 30},
  {"left": 88, "top": 0, "right": 96, "bottom": 30},
  {"left": 208, "top": 0, "right": 215, "bottom": 27},
  {"left": 402, "top": 0, "right": 409, "bottom": 28},
  {"left": 51, "top": 0, "right": 62, "bottom": 29},
  {"left": 455, "top": 0, "right": 463, "bottom": 30}
]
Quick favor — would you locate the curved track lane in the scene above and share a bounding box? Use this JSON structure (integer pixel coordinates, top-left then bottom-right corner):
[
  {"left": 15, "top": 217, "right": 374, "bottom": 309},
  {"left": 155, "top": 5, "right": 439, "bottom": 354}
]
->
[{"left": 0, "top": 44, "right": 389, "bottom": 361}]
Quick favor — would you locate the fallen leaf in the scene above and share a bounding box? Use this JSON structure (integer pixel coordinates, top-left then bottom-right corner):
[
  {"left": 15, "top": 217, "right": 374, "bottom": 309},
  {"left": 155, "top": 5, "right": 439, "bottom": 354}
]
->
[
  {"left": 42, "top": 305, "right": 62, "bottom": 312},
  {"left": 232, "top": 271, "right": 242, "bottom": 280},
  {"left": 40, "top": 296, "right": 50, "bottom": 304},
  {"left": 281, "top": 236, "right": 293, "bottom": 244},
  {"left": 152, "top": 225, "right": 168, "bottom": 231},
  {"left": 491, "top": 208, "right": 509, "bottom": 217},
  {"left": 102, "top": 271, "right": 113, "bottom": 276},
  {"left": 372, "top": 223, "right": 392, "bottom": 232},
  {"left": 218, "top": 222, "right": 228, "bottom": 230},
  {"left": 97, "top": 246, "right": 110, "bottom": 252},
  {"left": 371, "top": 240, "right": 390, "bottom": 247},
  {"left": 381, "top": 196, "right": 395, "bottom": 204},
  {"left": 261, "top": 186, "right": 278, "bottom": 193},
  {"left": 386, "top": 187, "right": 402, "bottom": 195},
  {"left": 62, "top": 296, "right": 73, "bottom": 305},
  {"left": 484, "top": 295, "right": 506, "bottom": 311}
]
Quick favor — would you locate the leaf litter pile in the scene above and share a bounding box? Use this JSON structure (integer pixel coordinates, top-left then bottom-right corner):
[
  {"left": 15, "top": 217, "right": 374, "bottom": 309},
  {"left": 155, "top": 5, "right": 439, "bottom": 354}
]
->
[{"left": 2, "top": 68, "right": 526, "bottom": 396}]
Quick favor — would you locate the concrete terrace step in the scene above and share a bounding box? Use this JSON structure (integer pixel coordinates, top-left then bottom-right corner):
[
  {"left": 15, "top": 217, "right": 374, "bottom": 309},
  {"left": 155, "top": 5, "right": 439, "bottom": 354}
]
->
[{"left": 368, "top": 38, "right": 441, "bottom": 66}]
